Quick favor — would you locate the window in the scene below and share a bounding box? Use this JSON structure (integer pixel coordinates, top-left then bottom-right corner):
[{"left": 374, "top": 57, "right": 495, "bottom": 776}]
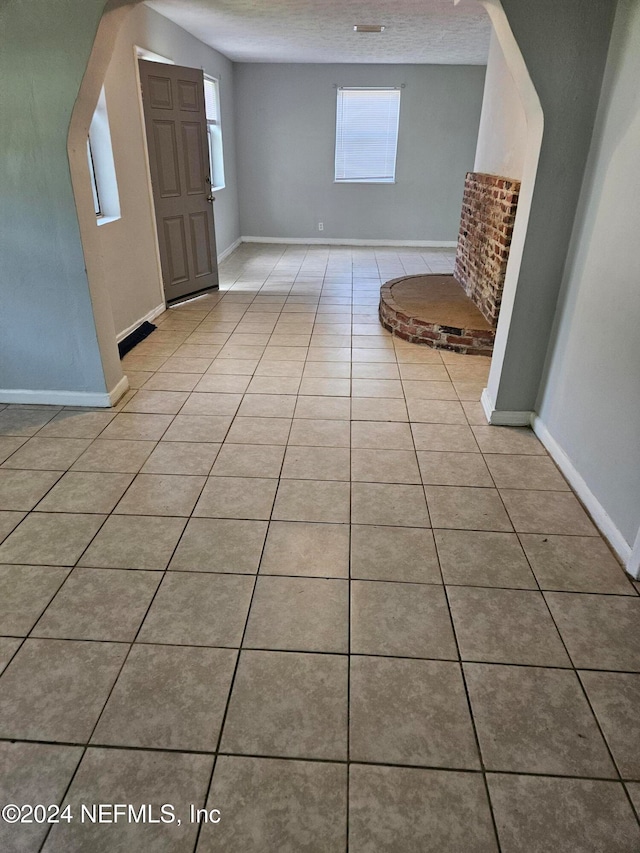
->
[
  {"left": 334, "top": 87, "right": 401, "bottom": 184},
  {"left": 204, "top": 77, "right": 225, "bottom": 191},
  {"left": 86, "top": 87, "right": 120, "bottom": 224}
]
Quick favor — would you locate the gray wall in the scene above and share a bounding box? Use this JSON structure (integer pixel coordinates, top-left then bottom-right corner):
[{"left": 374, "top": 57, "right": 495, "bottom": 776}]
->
[
  {"left": 235, "top": 63, "right": 485, "bottom": 242},
  {"left": 537, "top": 0, "right": 640, "bottom": 549},
  {"left": 487, "top": 0, "right": 617, "bottom": 414},
  {"left": 0, "top": 0, "right": 109, "bottom": 395}
]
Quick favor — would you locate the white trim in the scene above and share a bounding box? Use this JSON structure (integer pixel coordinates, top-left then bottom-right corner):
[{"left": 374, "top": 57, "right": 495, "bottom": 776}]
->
[
  {"left": 0, "top": 378, "right": 128, "bottom": 408},
  {"left": 108, "top": 374, "right": 130, "bottom": 406},
  {"left": 628, "top": 527, "right": 640, "bottom": 580},
  {"left": 218, "top": 237, "right": 242, "bottom": 263},
  {"left": 531, "top": 415, "right": 635, "bottom": 573},
  {"left": 241, "top": 236, "right": 457, "bottom": 248},
  {"left": 481, "top": 387, "right": 532, "bottom": 426},
  {"left": 116, "top": 303, "right": 165, "bottom": 344}
]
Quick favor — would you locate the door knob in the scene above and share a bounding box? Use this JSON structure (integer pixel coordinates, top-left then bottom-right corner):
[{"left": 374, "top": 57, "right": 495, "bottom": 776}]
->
[{"left": 207, "top": 195, "right": 215, "bottom": 204}]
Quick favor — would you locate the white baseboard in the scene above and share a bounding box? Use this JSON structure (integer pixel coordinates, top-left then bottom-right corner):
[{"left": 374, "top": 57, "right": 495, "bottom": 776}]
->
[
  {"left": 531, "top": 415, "right": 635, "bottom": 575},
  {"left": 116, "top": 303, "right": 165, "bottom": 344},
  {"left": 218, "top": 237, "right": 242, "bottom": 263},
  {"left": 241, "top": 236, "right": 457, "bottom": 248},
  {"left": 480, "top": 388, "right": 532, "bottom": 426},
  {"left": 108, "top": 375, "right": 130, "bottom": 406}
]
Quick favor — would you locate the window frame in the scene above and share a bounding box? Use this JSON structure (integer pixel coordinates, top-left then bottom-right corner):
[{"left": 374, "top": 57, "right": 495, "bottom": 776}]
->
[
  {"left": 204, "top": 75, "right": 225, "bottom": 192},
  {"left": 334, "top": 86, "right": 402, "bottom": 185}
]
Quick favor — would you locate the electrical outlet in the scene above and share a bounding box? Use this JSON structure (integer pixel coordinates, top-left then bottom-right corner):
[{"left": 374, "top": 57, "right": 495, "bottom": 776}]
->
[{"left": 318, "top": 221, "right": 324, "bottom": 231}]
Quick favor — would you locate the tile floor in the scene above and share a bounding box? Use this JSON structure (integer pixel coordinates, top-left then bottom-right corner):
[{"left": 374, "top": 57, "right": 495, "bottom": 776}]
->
[{"left": 0, "top": 244, "right": 639, "bottom": 852}]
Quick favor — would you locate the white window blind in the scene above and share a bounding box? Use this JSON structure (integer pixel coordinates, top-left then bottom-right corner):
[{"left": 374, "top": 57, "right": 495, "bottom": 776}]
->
[
  {"left": 204, "top": 77, "right": 225, "bottom": 190},
  {"left": 334, "top": 87, "right": 401, "bottom": 183}
]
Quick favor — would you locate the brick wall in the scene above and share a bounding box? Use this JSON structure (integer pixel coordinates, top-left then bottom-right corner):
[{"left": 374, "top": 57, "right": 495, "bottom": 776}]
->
[{"left": 453, "top": 172, "right": 520, "bottom": 326}]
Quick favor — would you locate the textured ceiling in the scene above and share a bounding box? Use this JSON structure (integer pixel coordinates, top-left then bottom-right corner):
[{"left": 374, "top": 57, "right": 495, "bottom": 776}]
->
[{"left": 144, "top": 0, "right": 491, "bottom": 65}]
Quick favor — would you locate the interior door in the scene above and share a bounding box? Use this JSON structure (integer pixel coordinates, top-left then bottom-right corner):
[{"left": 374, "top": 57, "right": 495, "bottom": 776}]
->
[{"left": 139, "top": 60, "right": 219, "bottom": 304}]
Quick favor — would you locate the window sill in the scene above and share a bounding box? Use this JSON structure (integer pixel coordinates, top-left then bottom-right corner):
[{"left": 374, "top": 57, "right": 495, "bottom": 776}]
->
[
  {"left": 96, "top": 215, "right": 121, "bottom": 227},
  {"left": 333, "top": 180, "right": 396, "bottom": 185},
  {"left": 211, "top": 185, "right": 225, "bottom": 192}
]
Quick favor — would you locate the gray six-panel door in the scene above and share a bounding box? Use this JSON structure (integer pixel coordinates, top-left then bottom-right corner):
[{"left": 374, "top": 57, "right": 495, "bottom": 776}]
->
[{"left": 139, "top": 60, "right": 219, "bottom": 304}]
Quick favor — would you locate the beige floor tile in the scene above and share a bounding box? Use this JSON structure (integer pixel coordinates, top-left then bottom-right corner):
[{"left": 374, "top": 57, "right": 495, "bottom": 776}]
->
[
  {"left": 0, "top": 436, "right": 28, "bottom": 464},
  {"left": 435, "top": 529, "right": 536, "bottom": 588},
  {"left": 298, "top": 378, "right": 350, "bottom": 397},
  {"left": 140, "top": 441, "right": 220, "bottom": 475},
  {"left": 157, "top": 356, "right": 213, "bottom": 373},
  {"left": 0, "top": 511, "right": 25, "bottom": 545},
  {"left": 194, "top": 374, "right": 252, "bottom": 393},
  {"left": 0, "top": 469, "right": 62, "bottom": 511},
  {"left": 418, "top": 451, "right": 493, "bottom": 486},
  {"left": 92, "top": 645, "right": 237, "bottom": 751},
  {"left": 32, "top": 567, "right": 160, "bottom": 641},
  {"left": 579, "top": 671, "right": 640, "bottom": 780},
  {"left": 485, "top": 454, "right": 569, "bottom": 490},
  {"left": 0, "top": 638, "right": 22, "bottom": 673},
  {"left": 399, "top": 364, "right": 450, "bottom": 381},
  {"left": 37, "top": 410, "right": 117, "bottom": 439},
  {"left": 0, "top": 512, "right": 105, "bottom": 566},
  {"left": 260, "top": 521, "right": 349, "bottom": 578},
  {"left": 352, "top": 482, "right": 430, "bottom": 527},
  {"left": 43, "top": 748, "right": 211, "bottom": 853},
  {"left": 500, "top": 489, "right": 597, "bottom": 535},
  {"left": 465, "top": 663, "right": 616, "bottom": 777},
  {"left": 303, "top": 361, "right": 351, "bottom": 379},
  {"left": 200, "top": 756, "right": 347, "bottom": 853},
  {"left": 406, "top": 398, "right": 467, "bottom": 424},
  {"left": 288, "top": 418, "right": 351, "bottom": 447},
  {"left": 211, "top": 443, "right": 285, "bottom": 478},
  {"left": 294, "top": 396, "right": 351, "bottom": 420},
  {"left": 220, "top": 650, "right": 348, "bottom": 760},
  {"left": 0, "top": 639, "right": 127, "bottom": 742},
  {"left": 351, "top": 363, "right": 399, "bottom": 380},
  {"left": 206, "top": 358, "right": 259, "bottom": 375},
  {"left": 282, "top": 445, "right": 350, "bottom": 481},
  {"left": 226, "top": 416, "right": 291, "bottom": 445},
  {"left": 178, "top": 392, "right": 242, "bottom": 416},
  {"left": 0, "top": 407, "right": 60, "bottom": 436},
  {"left": 98, "top": 413, "right": 172, "bottom": 441},
  {"left": 351, "top": 348, "right": 397, "bottom": 364},
  {"left": 254, "top": 360, "right": 304, "bottom": 378},
  {"left": 194, "top": 476, "right": 278, "bottom": 519},
  {"left": 351, "top": 420, "right": 413, "bottom": 450},
  {"left": 79, "top": 515, "right": 186, "bottom": 570},
  {"left": 520, "top": 533, "right": 634, "bottom": 594},
  {"left": 402, "top": 380, "right": 458, "bottom": 400},
  {"left": 544, "top": 592, "right": 640, "bottom": 671},
  {"left": 161, "top": 413, "right": 232, "bottom": 443},
  {"left": 487, "top": 774, "right": 640, "bottom": 853},
  {"left": 453, "top": 379, "right": 485, "bottom": 401},
  {"left": 394, "top": 347, "right": 445, "bottom": 364},
  {"left": 71, "top": 439, "right": 156, "bottom": 473},
  {"left": 352, "top": 378, "right": 404, "bottom": 399},
  {"left": 350, "top": 397, "right": 409, "bottom": 422},
  {"left": 36, "top": 471, "right": 134, "bottom": 514},
  {"left": 245, "top": 576, "right": 348, "bottom": 652},
  {"left": 350, "top": 765, "right": 498, "bottom": 853},
  {"left": 246, "top": 375, "right": 301, "bottom": 395},
  {"left": 449, "top": 587, "right": 571, "bottom": 666},
  {"left": 350, "top": 656, "right": 479, "bottom": 768},
  {"left": 351, "top": 448, "right": 421, "bottom": 484},
  {"left": 0, "top": 565, "right": 69, "bottom": 635},
  {"left": 122, "top": 390, "right": 189, "bottom": 415},
  {"left": 0, "top": 742, "right": 83, "bottom": 853},
  {"left": 114, "top": 473, "right": 204, "bottom": 516},
  {"left": 272, "top": 479, "right": 350, "bottom": 523},
  {"left": 426, "top": 486, "right": 512, "bottom": 531},
  {"left": 411, "top": 422, "right": 479, "bottom": 452},
  {"left": 141, "top": 372, "right": 201, "bottom": 391},
  {"left": 351, "top": 524, "right": 440, "bottom": 583},
  {"left": 170, "top": 517, "right": 267, "bottom": 573},
  {"left": 352, "top": 581, "right": 457, "bottom": 659},
  {"left": 472, "top": 425, "right": 546, "bottom": 455},
  {"left": 462, "top": 400, "right": 489, "bottom": 425},
  {"left": 138, "top": 572, "right": 254, "bottom": 647},
  {"left": 237, "top": 394, "right": 297, "bottom": 418},
  {"left": 2, "top": 437, "right": 92, "bottom": 471}
]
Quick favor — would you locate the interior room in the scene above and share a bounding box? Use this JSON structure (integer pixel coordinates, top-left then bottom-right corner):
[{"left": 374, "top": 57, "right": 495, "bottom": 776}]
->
[{"left": 0, "top": 0, "right": 639, "bottom": 850}]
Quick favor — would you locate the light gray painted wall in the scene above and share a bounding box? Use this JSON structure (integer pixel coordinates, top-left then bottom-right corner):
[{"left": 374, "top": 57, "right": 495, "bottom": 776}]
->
[
  {"left": 474, "top": 30, "right": 527, "bottom": 181},
  {"left": 98, "top": 4, "right": 240, "bottom": 337},
  {"left": 486, "top": 0, "right": 617, "bottom": 414},
  {"left": 537, "top": 0, "right": 640, "bottom": 548},
  {"left": 234, "top": 63, "right": 486, "bottom": 242},
  {"left": 0, "top": 0, "right": 109, "bottom": 394}
]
